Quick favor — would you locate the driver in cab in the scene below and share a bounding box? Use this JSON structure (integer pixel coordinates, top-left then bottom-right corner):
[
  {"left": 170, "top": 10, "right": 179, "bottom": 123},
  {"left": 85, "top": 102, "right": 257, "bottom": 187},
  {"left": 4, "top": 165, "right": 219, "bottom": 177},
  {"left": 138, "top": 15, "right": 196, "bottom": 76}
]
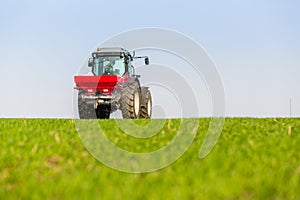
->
[{"left": 104, "top": 58, "right": 115, "bottom": 75}]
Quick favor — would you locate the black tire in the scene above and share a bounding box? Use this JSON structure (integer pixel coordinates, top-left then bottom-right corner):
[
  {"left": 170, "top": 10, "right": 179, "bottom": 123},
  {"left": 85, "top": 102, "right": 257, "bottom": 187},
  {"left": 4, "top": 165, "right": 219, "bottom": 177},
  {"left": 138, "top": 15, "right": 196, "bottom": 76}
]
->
[
  {"left": 121, "top": 81, "right": 141, "bottom": 119},
  {"left": 96, "top": 105, "right": 111, "bottom": 119},
  {"left": 140, "top": 87, "right": 152, "bottom": 119},
  {"left": 78, "top": 90, "right": 97, "bottom": 119}
]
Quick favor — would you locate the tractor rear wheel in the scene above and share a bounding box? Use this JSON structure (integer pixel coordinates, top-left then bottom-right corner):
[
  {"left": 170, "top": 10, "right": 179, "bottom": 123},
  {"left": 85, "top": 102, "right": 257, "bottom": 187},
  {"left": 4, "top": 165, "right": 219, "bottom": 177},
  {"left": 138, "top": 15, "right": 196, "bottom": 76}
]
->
[
  {"left": 78, "top": 91, "right": 97, "bottom": 119},
  {"left": 121, "top": 81, "right": 141, "bottom": 119},
  {"left": 140, "top": 87, "right": 152, "bottom": 119}
]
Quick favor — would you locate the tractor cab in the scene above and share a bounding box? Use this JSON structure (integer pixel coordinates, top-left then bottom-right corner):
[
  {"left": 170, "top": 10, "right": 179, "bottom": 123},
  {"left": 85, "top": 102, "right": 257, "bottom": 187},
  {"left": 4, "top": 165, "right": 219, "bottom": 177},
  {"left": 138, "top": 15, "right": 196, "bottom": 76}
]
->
[
  {"left": 87, "top": 47, "right": 148, "bottom": 77},
  {"left": 90, "top": 56, "right": 125, "bottom": 76}
]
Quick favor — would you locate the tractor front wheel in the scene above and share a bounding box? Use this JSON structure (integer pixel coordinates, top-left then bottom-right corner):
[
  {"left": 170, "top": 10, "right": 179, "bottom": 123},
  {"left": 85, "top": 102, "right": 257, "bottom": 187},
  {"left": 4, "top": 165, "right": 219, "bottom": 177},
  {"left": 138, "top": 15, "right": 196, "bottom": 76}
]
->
[{"left": 96, "top": 105, "right": 111, "bottom": 119}]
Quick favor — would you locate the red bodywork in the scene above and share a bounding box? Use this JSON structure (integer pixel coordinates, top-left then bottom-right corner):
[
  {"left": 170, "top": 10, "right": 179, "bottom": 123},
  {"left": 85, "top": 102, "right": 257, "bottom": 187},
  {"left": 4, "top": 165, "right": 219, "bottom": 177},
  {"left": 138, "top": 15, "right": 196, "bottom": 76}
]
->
[{"left": 74, "top": 75, "right": 129, "bottom": 95}]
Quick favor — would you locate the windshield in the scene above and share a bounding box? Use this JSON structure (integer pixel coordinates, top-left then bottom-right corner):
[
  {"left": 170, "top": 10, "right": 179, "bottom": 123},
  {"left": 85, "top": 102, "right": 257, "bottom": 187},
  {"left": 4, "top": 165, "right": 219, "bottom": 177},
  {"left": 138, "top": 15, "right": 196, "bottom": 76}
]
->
[{"left": 92, "top": 56, "right": 126, "bottom": 76}]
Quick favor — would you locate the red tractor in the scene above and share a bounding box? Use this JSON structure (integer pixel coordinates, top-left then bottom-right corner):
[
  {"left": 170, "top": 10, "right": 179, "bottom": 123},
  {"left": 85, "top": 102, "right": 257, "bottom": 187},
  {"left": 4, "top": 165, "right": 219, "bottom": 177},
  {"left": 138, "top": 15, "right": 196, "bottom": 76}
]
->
[{"left": 74, "top": 47, "right": 152, "bottom": 119}]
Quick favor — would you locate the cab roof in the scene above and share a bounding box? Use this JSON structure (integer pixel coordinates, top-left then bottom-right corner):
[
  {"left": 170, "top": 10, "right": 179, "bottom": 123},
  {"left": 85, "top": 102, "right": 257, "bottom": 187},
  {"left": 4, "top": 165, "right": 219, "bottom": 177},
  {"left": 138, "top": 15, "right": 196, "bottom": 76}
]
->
[{"left": 92, "top": 47, "right": 131, "bottom": 57}]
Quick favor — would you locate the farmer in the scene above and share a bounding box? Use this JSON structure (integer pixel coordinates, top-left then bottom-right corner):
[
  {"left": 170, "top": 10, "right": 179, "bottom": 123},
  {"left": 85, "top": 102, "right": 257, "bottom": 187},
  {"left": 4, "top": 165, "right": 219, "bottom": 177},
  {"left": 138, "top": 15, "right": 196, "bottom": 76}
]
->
[{"left": 104, "top": 58, "right": 115, "bottom": 75}]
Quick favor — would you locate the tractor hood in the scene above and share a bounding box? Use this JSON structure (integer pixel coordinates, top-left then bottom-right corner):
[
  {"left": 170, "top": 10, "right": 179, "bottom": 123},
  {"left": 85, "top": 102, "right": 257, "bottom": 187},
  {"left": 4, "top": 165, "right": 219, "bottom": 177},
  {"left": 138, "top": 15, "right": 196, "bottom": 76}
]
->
[{"left": 74, "top": 75, "right": 128, "bottom": 95}]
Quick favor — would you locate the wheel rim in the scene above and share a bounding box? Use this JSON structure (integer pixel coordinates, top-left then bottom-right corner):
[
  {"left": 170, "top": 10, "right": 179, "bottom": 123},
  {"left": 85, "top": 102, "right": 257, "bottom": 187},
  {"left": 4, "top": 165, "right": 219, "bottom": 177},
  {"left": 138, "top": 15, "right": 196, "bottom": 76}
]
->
[{"left": 134, "top": 91, "right": 140, "bottom": 116}]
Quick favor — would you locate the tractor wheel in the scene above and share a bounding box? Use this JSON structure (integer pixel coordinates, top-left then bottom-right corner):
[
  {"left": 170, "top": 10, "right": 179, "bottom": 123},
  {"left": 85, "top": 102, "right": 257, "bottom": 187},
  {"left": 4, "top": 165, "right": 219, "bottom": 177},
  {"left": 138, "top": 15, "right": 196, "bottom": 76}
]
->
[
  {"left": 140, "top": 87, "right": 152, "bottom": 119},
  {"left": 96, "top": 105, "right": 111, "bottom": 119},
  {"left": 121, "top": 81, "right": 141, "bottom": 119},
  {"left": 78, "top": 91, "right": 97, "bottom": 119}
]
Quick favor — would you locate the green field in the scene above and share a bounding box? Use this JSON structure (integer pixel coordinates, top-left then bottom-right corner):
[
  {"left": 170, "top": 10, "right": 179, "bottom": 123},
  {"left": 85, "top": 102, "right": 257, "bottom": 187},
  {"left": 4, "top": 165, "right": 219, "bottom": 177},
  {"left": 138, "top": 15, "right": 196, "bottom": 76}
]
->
[{"left": 0, "top": 118, "right": 300, "bottom": 199}]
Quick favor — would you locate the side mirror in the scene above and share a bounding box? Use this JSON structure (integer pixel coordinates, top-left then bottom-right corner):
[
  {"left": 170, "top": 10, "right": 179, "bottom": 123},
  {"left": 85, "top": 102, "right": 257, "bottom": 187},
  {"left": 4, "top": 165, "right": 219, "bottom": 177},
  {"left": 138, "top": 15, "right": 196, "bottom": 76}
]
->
[
  {"left": 145, "top": 57, "right": 149, "bottom": 65},
  {"left": 88, "top": 58, "right": 94, "bottom": 67}
]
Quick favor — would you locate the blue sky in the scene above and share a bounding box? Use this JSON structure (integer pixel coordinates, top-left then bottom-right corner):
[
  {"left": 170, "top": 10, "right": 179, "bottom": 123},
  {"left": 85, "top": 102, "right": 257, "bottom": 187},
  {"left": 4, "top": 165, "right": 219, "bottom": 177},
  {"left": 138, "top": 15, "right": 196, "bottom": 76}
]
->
[{"left": 0, "top": 0, "right": 299, "bottom": 118}]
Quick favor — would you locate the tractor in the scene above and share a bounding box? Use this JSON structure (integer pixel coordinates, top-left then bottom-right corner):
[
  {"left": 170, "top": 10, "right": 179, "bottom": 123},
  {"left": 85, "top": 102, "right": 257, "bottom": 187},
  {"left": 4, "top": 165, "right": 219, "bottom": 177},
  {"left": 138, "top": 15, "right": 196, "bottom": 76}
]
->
[{"left": 74, "top": 47, "right": 152, "bottom": 119}]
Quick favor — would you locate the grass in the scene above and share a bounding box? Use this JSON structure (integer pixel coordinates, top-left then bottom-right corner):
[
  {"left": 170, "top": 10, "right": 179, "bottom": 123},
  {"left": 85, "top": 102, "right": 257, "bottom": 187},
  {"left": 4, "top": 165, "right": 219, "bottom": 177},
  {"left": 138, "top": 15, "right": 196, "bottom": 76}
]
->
[{"left": 0, "top": 118, "right": 300, "bottom": 199}]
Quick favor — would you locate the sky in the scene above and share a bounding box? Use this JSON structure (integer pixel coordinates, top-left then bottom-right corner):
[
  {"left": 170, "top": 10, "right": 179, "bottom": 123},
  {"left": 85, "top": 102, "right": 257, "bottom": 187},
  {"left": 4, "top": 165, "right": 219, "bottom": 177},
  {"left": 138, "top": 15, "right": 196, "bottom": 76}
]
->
[{"left": 0, "top": 0, "right": 299, "bottom": 118}]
